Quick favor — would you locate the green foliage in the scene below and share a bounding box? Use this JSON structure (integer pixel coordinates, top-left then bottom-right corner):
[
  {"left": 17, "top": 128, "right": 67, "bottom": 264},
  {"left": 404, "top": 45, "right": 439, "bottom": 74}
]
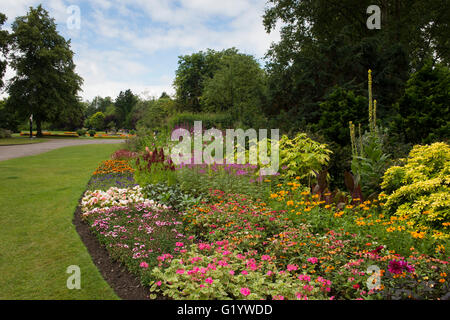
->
[
  {"left": 7, "top": 5, "right": 83, "bottom": 137},
  {"left": 279, "top": 133, "right": 332, "bottom": 184},
  {"left": 142, "top": 182, "right": 204, "bottom": 212},
  {"left": 174, "top": 48, "right": 238, "bottom": 112},
  {"left": 176, "top": 162, "right": 276, "bottom": 200},
  {"left": 201, "top": 53, "right": 268, "bottom": 128},
  {"left": 0, "top": 12, "right": 9, "bottom": 89},
  {"left": 392, "top": 62, "right": 450, "bottom": 144},
  {"left": 262, "top": 0, "right": 449, "bottom": 135},
  {"left": 89, "top": 111, "right": 105, "bottom": 131},
  {"left": 0, "top": 99, "right": 19, "bottom": 132},
  {"left": 381, "top": 142, "right": 450, "bottom": 230},
  {"left": 115, "top": 89, "right": 138, "bottom": 129},
  {"left": 314, "top": 87, "right": 368, "bottom": 146},
  {"left": 76, "top": 128, "right": 86, "bottom": 137},
  {"left": 351, "top": 129, "right": 391, "bottom": 197},
  {"left": 88, "top": 129, "right": 96, "bottom": 137},
  {"left": 0, "top": 128, "right": 12, "bottom": 138},
  {"left": 167, "top": 112, "right": 234, "bottom": 130},
  {"left": 136, "top": 98, "right": 175, "bottom": 131}
]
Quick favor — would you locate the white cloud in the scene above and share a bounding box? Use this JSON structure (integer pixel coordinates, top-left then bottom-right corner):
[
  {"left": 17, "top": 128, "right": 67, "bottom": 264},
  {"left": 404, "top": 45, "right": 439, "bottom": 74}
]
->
[{"left": 1, "top": 0, "right": 280, "bottom": 101}]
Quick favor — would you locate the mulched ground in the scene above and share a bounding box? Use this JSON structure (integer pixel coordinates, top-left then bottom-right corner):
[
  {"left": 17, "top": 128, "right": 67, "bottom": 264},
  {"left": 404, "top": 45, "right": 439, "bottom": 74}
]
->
[{"left": 73, "top": 202, "right": 152, "bottom": 300}]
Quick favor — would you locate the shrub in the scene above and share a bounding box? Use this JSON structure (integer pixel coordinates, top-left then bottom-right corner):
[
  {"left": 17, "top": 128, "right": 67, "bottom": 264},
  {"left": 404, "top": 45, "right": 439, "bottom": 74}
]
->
[
  {"left": 176, "top": 162, "right": 273, "bottom": 200},
  {"left": 134, "top": 147, "right": 177, "bottom": 186},
  {"left": 111, "top": 149, "right": 137, "bottom": 160},
  {"left": 167, "top": 112, "right": 234, "bottom": 130},
  {"left": 142, "top": 182, "right": 205, "bottom": 212},
  {"left": 76, "top": 129, "right": 86, "bottom": 137},
  {"left": 0, "top": 128, "right": 12, "bottom": 138},
  {"left": 88, "top": 129, "right": 96, "bottom": 137},
  {"left": 381, "top": 142, "right": 450, "bottom": 230},
  {"left": 278, "top": 133, "right": 332, "bottom": 184},
  {"left": 392, "top": 61, "right": 450, "bottom": 144}
]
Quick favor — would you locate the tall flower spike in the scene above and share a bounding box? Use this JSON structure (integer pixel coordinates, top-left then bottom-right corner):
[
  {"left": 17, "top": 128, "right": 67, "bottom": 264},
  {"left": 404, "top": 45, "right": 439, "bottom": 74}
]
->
[
  {"left": 373, "top": 99, "right": 377, "bottom": 132},
  {"left": 368, "top": 69, "right": 373, "bottom": 133}
]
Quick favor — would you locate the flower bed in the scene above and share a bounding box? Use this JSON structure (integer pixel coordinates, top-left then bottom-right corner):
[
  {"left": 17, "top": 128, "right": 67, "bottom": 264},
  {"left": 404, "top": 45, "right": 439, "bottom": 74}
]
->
[{"left": 80, "top": 149, "right": 449, "bottom": 300}]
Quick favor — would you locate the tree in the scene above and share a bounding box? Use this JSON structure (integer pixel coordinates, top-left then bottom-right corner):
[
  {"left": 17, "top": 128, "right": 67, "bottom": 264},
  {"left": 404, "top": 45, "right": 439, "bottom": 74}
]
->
[
  {"left": 115, "top": 89, "right": 137, "bottom": 129},
  {"left": 0, "top": 12, "right": 10, "bottom": 90},
  {"left": 173, "top": 48, "right": 238, "bottom": 112},
  {"left": 201, "top": 53, "right": 268, "bottom": 128},
  {"left": 7, "top": 5, "right": 83, "bottom": 137},
  {"left": 392, "top": 61, "right": 450, "bottom": 144},
  {"left": 89, "top": 111, "right": 105, "bottom": 131},
  {"left": 137, "top": 97, "right": 175, "bottom": 130},
  {"left": 262, "top": 0, "right": 448, "bottom": 133},
  {"left": 313, "top": 87, "right": 368, "bottom": 146}
]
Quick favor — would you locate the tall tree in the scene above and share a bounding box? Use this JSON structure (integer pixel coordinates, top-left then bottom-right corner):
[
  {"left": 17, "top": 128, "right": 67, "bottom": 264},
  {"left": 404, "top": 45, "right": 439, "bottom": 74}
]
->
[
  {"left": 0, "top": 12, "right": 10, "bottom": 90},
  {"left": 115, "top": 89, "right": 137, "bottom": 129},
  {"left": 263, "top": 0, "right": 449, "bottom": 132},
  {"left": 173, "top": 48, "right": 238, "bottom": 112},
  {"left": 201, "top": 53, "right": 268, "bottom": 128},
  {"left": 7, "top": 5, "right": 83, "bottom": 136}
]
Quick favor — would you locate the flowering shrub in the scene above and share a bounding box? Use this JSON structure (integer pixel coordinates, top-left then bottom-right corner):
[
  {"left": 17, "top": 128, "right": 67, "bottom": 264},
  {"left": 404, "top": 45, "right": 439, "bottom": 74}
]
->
[
  {"left": 81, "top": 186, "right": 169, "bottom": 215},
  {"left": 147, "top": 191, "right": 449, "bottom": 299},
  {"left": 381, "top": 142, "right": 450, "bottom": 231},
  {"left": 82, "top": 202, "right": 187, "bottom": 281},
  {"left": 149, "top": 240, "right": 330, "bottom": 300}
]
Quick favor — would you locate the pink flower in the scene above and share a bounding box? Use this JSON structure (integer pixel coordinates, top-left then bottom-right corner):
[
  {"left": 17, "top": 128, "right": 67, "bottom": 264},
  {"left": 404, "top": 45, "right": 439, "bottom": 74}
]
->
[
  {"left": 140, "top": 261, "right": 149, "bottom": 268},
  {"left": 205, "top": 277, "right": 214, "bottom": 284},
  {"left": 155, "top": 281, "right": 162, "bottom": 286},
  {"left": 298, "top": 274, "right": 311, "bottom": 282},
  {"left": 176, "top": 269, "right": 185, "bottom": 274},
  {"left": 240, "top": 288, "right": 251, "bottom": 296},
  {"left": 175, "top": 242, "right": 184, "bottom": 247},
  {"left": 307, "top": 257, "right": 318, "bottom": 264},
  {"left": 261, "top": 255, "right": 271, "bottom": 261},
  {"left": 287, "top": 264, "right": 299, "bottom": 271},
  {"left": 241, "top": 270, "right": 248, "bottom": 275},
  {"left": 229, "top": 270, "right": 235, "bottom": 275},
  {"left": 273, "top": 295, "right": 284, "bottom": 300}
]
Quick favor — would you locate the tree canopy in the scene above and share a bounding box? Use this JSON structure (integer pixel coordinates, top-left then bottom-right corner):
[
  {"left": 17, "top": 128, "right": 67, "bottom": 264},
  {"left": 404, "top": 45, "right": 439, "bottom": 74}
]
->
[{"left": 7, "top": 5, "right": 83, "bottom": 136}]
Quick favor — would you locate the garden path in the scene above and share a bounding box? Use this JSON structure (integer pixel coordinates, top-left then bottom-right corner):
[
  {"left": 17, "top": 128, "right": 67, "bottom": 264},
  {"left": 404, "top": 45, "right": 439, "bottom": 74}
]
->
[{"left": 0, "top": 139, "right": 125, "bottom": 161}]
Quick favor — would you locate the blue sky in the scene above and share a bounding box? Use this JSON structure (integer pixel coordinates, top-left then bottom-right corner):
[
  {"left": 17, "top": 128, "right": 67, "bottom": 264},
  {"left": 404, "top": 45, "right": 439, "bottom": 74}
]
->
[{"left": 1, "top": 0, "right": 280, "bottom": 101}]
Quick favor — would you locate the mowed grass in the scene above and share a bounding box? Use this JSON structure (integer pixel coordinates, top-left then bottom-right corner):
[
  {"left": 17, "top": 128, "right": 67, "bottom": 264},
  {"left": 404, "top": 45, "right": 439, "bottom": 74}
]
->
[
  {"left": 0, "top": 144, "right": 122, "bottom": 299},
  {"left": 0, "top": 137, "right": 47, "bottom": 145}
]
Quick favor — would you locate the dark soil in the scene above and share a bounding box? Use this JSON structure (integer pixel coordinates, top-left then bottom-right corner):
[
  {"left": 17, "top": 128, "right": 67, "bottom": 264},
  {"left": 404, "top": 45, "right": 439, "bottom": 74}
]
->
[{"left": 73, "top": 203, "right": 151, "bottom": 300}]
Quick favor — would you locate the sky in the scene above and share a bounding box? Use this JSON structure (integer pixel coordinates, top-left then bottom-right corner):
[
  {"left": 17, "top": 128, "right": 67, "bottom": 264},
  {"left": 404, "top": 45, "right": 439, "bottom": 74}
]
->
[{"left": 0, "top": 0, "right": 280, "bottom": 102}]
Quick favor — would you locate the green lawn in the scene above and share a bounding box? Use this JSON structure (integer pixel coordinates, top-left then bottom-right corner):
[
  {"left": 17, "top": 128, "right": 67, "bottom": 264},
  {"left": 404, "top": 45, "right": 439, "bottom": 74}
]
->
[
  {"left": 0, "top": 144, "right": 122, "bottom": 299},
  {"left": 0, "top": 137, "right": 48, "bottom": 145}
]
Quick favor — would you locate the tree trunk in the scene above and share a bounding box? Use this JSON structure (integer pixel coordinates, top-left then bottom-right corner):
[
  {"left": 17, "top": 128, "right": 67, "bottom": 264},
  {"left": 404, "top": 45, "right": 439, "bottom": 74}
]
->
[{"left": 36, "top": 118, "right": 43, "bottom": 137}]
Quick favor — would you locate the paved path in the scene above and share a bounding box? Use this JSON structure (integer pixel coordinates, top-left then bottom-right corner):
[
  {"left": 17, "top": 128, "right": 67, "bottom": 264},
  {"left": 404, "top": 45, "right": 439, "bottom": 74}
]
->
[{"left": 0, "top": 139, "right": 125, "bottom": 162}]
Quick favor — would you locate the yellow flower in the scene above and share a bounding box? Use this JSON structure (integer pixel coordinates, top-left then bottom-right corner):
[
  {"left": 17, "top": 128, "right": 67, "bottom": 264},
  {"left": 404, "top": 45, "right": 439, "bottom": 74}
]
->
[
  {"left": 286, "top": 200, "right": 294, "bottom": 206},
  {"left": 410, "top": 231, "right": 426, "bottom": 239},
  {"left": 270, "top": 193, "right": 278, "bottom": 199}
]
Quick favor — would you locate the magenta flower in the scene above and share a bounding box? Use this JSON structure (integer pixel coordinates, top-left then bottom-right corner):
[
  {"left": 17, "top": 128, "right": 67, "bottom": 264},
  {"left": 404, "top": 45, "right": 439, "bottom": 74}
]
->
[
  {"left": 176, "top": 269, "right": 185, "bottom": 274},
  {"left": 307, "top": 257, "right": 318, "bottom": 264},
  {"left": 287, "top": 264, "right": 299, "bottom": 271},
  {"left": 240, "top": 288, "right": 251, "bottom": 296},
  {"left": 139, "top": 261, "right": 149, "bottom": 268},
  {"left": 205, "top": 277, "right": 214, "bottom": 285}
]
